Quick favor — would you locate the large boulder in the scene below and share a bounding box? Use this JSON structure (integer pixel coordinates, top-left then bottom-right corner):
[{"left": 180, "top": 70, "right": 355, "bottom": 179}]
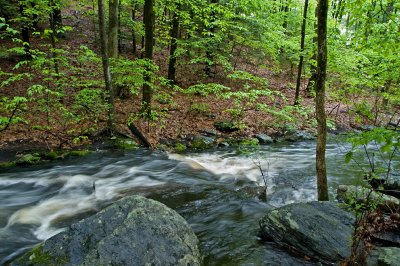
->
[
  {"left": 259, "top": 201, "right": 355, "bottom": 264},
  {"left": 13, "top": 196, "right": 201, "bottom": 266}
]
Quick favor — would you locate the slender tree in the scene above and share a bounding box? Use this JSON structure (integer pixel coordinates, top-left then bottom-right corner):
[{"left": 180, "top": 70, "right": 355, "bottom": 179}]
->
[
  {"left": 98, "top": 0, "right": 115, "bottom": 132},
  {"left": 49, "top": 0, "right": 61, "bottom": 76},
  {"left": 294, "top": 0, "right": 309, "bottom": 105},
  {"left": 168, "top": 3, "right": 180, "bottom": 83},
  {"left": 49, "top": 0, "right": 62, "bottom": 37},
  {"left": 131, "top": 3, "right": 137, "bottom": 55},
  {"left": 19, "top": 3, "right": 30, "bottom": 58},
  {"left": 306, "top": 5, "right": 318, "bottom": 95},
  {"left": 142, "top": 0, "right": 154, "bottom": 116},
  {"left": 315, "top": 0, "right": 329, "bottom": 201},
  {"left": 108, "top": 0, "right": 119, "bottom": 58},
  {"left": 204, "top": 0, "right": 218, "bottom": 77}
]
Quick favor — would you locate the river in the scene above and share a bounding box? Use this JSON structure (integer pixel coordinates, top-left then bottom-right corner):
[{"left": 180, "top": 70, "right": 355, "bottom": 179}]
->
[{"left": 0, "top": 139, "right": 391, "bottom": 265}]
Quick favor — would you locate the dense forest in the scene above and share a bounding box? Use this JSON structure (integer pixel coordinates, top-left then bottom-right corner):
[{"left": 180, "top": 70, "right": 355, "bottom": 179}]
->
[{"left": 0, "top": 0, "right": 399, "bottom": 265}]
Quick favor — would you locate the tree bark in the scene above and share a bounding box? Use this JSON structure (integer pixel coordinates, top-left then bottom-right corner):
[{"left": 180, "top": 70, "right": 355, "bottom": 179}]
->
[
  {"left": 142, "top": 0, "right": 154, "bottom": 116},
  {"left": 98, "top": 0, "right": 115, "bottom": 132},
  {"left": 282, "top": 0, "right": 291, "bottom": 30},
  {"left": 131, "top": 4, "right": 137, "bottom": 55},
  {"left": 168, "top": 4, "right": 180, "bottom": 83},
  {"left": 49, "top": 0, "right": 59, "bottom": 76},
  {"left": 307, "top": 5, "right": 319, "bottom": 95},
  {"left": 294, "top": 0, "right": 309, "bottom": 105},
  {"left": 19, "top": 3, "right": 31, "bottom": 58},
  {"left": 49, "top": 0, "right": 63, "bottom": 38},
  {"left": 108, "top": 0, "right": 119, "bottom": 58},
  {"left": 204, "top": 0, "right": 218, "bottom": 77},
  {"left": 315, "top": 0, "right": 329, "bottom": 201}
]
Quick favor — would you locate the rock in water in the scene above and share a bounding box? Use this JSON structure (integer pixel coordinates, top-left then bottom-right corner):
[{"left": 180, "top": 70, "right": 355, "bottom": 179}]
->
[
  {"left": 13, "top": 196, "right": 201, "bottom": 266},
  {"left": 259, "top": 201, "right": 355, "bottom": 264}
]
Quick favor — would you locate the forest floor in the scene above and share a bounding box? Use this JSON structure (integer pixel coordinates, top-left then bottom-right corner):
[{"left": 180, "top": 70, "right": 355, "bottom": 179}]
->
[{"left": 0, "top": 7, "right": 390, "bottom": 157}]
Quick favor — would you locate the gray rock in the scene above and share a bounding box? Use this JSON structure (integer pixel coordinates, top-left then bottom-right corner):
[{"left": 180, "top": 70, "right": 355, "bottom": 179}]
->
[
  {"left": 366, "top": 247, "right": 400, "bottom": 266},
  {"left": 188, "top": 135, "right": 215, "bottom": 150},
  {"left": 200, "top": 129, "right": 218, "bottom": 137},
  {"left": 259, "top": 201, "right": 355, "bottom": 264},
  {"left": 255, "top": 134, "right": 274, "bottom": 144},
  {"left": 13, "top": 196, "right": 201, "bottom": 266},
  {"left": 283, "top": 130, "right": 315, "bottom": 142}
]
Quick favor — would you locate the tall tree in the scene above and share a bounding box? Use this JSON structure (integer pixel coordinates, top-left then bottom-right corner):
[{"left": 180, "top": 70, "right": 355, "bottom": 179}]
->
[
  {"left": 142, "top": 0, "right": 154, "bottom": 116},
  {"left": 131, "top": 3, "right": 137, "bottom": 55},
  {"left": 167, "top": 3, "right": 180, "bottom": 83},
  {"left": 18, "top": 2, "right": 30, "bottom": 58},
  {"left": 294, "top": 0, "right": 309, "bottom": 105},
  {"left": 98, "top": 0, "right": 115, "bottom": 132},
  {"left": 108, "top": 0, "right": 119, "bottom": 58},
  {"left": 49, "top": 0, "right": 62, "bottom": 37},
  {"left": 204, "top": 0, "right": 218, "bottom": 77},
  {"left": 315, "top": 0, "right": 329, "bottom": 201},
  {"left": 306, "top": 5, "right": 318, "bottom": 95}
]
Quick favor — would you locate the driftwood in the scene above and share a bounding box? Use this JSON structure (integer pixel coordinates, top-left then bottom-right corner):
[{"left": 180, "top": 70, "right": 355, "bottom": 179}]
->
[{"left": 128, "top": 123, "right": 152, "bottom": 148}]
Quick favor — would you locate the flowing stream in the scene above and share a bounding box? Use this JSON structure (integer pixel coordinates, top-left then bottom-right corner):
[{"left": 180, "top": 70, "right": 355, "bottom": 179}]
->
[{"left": 0, "top": 138, "right": 394, "bottom": 265}]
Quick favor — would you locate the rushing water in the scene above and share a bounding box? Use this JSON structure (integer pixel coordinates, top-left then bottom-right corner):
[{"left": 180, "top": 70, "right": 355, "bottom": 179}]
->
[{"left": 0, "top": 139, "right": 396, "bottom": 265}]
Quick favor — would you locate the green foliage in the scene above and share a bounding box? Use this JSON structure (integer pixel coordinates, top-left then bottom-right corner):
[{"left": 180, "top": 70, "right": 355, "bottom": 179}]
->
[
  {"left": 190, "top": 102, "right": 210, "bottom": 114},
  {"left": 185, "top": 83, "right": 230, "bottom": 97},
  {"left": 346, "top": 127, "right": 399, "bottom": 162},
  {"left": 0, "top": 96, "right": 28, "bottom": 131},
  {"left": 174, "top": 142, "right": 187, "bottom": 153},
  {"left": 111, "top": 58, "right": 159, "bottom": 95}
]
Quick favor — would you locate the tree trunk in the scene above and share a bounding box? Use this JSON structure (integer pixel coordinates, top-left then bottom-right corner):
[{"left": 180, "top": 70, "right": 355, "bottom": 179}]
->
[
  {"left": 294, "top": 0, "right": 309, "bottom": 105},
  {"left": 204, "top": 0, "right": 218, "bottom": 77},
  {"left": 315, "top": 0, "right": 329, "bottom": 201},
  {"left": 118, "top": 0, "right": 122, "bottom": 53},
  {"left": 306, "top": 5, "right": 318, "bottom": 95},
  {"left": 108, "top": 0, "right": 119, "bottom": 58},
  {"left": 282, "top": 0, "right": 291, "bottom": 30},
  {"left": 49, "top": 0, "right": 63, "bottom": 38},
  {"left": 168, "top": 4, "right": 180, "bottom": 83},
  {"left": 49, "top": 0, "right": 59, "bottom": 76},
  {"left": 142, "top": 0, "right": 154, "bottom": 116},
  {"left": 131, "top": 5, "right": 137, "bottom": 55},
  {"left": 98, "top": 0, "right": 115, "bottom": 132},
  {"left": 19, "top": 4, "right": 31, "bottom": 58}
]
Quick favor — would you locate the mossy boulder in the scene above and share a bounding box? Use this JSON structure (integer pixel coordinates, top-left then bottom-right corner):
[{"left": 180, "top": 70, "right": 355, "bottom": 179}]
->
[
  {"left": 366, "top": 247, "right": 400, "bottom": 266},
  {"left": 337, "top": 185, "right": 400, "bottom": 211},
  {"left": 188, "top": 135, "right": 215, "bottom": 150},
  {"left": 16, "top": 153, "right": 41, "bottom": 165},
  {"left": 259, "top": 201, "right": 355, "bottom": 264},
  {"left": 112, "top": 137, "right": 138, "bottom": 150},
  {"left": 214, "top": 121, "right": 239, "bottom": 133},
  {"left": 174, "top": 143, "right": 187, "bottom": 153},
  {"left": 13, "top": 196, "right": 201, "bottom": 266},
  {"left": 239, "top": 138, "right": 259, "bottom": 146}
]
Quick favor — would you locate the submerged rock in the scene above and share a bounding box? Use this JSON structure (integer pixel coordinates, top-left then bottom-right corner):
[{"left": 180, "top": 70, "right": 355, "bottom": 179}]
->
[
  {"left": 259, "top": 201, "right": 355, "bottom": 264},
  {"left": 13, "top": 196, "right": 201, "bottom": 266}
]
